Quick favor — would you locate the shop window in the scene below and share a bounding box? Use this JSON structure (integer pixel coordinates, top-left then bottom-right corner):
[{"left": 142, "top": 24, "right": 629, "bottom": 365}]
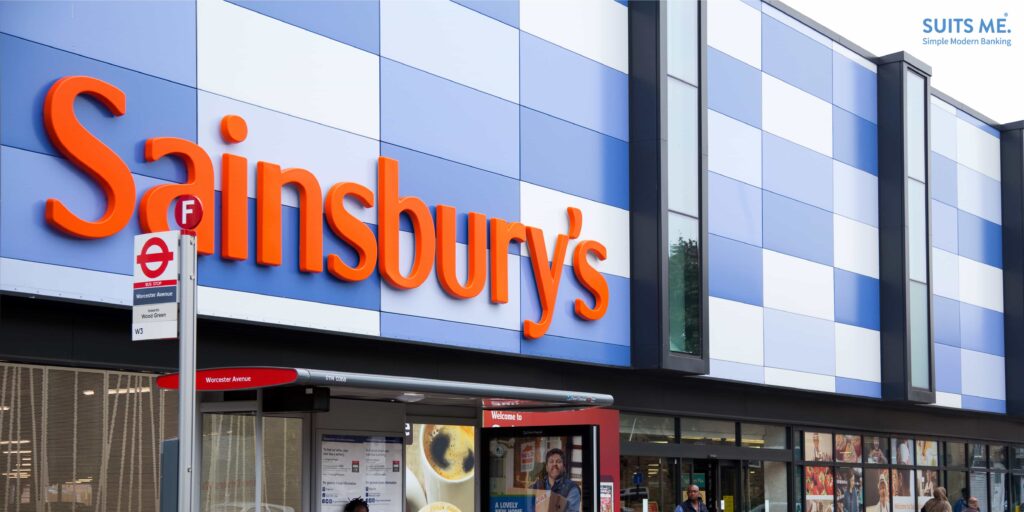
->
[
  {"left": 747, "top": 461, "right": 789, "bottom": 512},
  {"left": 991, "top": 472, "right": 1008, "bottom": 512},
  {"left": 970, "top": 473, "right": 990, "bottom": 511},
  {"left": 917, "top": 469, "right": 940, "bottom": 508},
  {"left": 262, "top": 417, "right": 303, "bottom": 512},
  {"left": 865, "top": 469, "right": 891, "bottom": 512},
  {"left": 992, "top": 445, "right": 1008, "bottom": 470},
  {"left": 893, "top": 438, "right": 915, "bottom": 466},
  {"left": 865, "top": 437, "right": 890, "bottom": 465},
  {"left": 1010, "top": 475, "right": 1023, "bottom": 512},
  {"left": 946, "top": 443, "right": 967, "bottom": 468},
  {"left": 805, "top": 466, "right": 834, "bottom": 512},
  {"left": 836, "top": 467, "right": 864, "bottom": 512},
  {"left": 740, "top": 424, "right": 786, "bottom": 450},
  {"left": 1013, "top": 447, "right": 1024, "bottom": 470},
  {"left": 892, "top": 469, "right": 914, "bottom": 511},
  {"left": 621, "top": 456, "right": 676, "bottom": 512},
  {"left": 621, "top": 414, "right": 676, "bottom": 444},
  {"left": 0, "top": 363, "right": 177, "bottom": 511},
  {"left": 836, "top": 435, "right": 863, "bottom": 464},
  {"left": 680, "top": 419, "right": 734, "bottom": 446},
  {"left": 916, "top": 440, "right": 939, "bottom": 466},
  {"left": 970, "top": 444, "right": 988, "bottom": 469},
  {"left": 804, "top": 432, "right": 834, "bottom": 463},
  {"left": 946, "top": 471, "right": 967, "bottom": 506}
]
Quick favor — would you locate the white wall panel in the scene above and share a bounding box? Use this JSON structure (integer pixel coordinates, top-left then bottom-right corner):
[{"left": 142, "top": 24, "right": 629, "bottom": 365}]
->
[
  {"left": 380, "top": 231, "right": 521, "bottom": 330},
  {"left": 762, "top": 4, "right": 831, "bottom": 47},
  {"left": 835, "top": 323, "right": 881, "bottom": 382},
  {"left": 929, "top": 100, "right": 958, "bottom": 161},
  {"left": 0, "top": 258, "right": 130, "bottom": 305},
  {"left": 709, "top": 297, "right": 764, "bottom": 365},
  {"left": 198, "top": 0, "right": 380, "bottom": 139},
  {"left": 381, "top": 0, "right": 519, "bottom": 102},
  {"left": 520, "top": 182, "right": 630, "bottom": 278},
  {"left": 956, "top": 164, "right": 1002, "bottom": 225},
  {"left": 519, "top": 0, "right": 627, "bottom": 73},
  {"left": 709, "top": 110, "right": 762, "bottom": 187},
  {"left": 934, "top": 391, "right": 963, "bottom": 409},
  {"left": 762, "top": 75, "right": 833, "bottom": 157},
  {"left": 763, "top": 249, "right": 835, "bottom": 321},
  {"left": 833, "top": 160, "right": 878, "bottom": 227},
  {"left": 833, "top": 43, "right": 876, "bottom": 72},
  {"left": 765, "top": 367, "right": 836, "bottom": 393},
  {"left": 199, "top": 286, "right": 380, "bottom": 335},
  {"left": 956, "top": 118, "right": 1001, "bottom": 182},
  {"left": 199, "top": 92, "right": 379, "bottom": 224},
  {"left": 958, "top": 256, "right": 1003, "bottom": 313},
  {"left": 960, "top": 350, "right": 1006, "bottom": 400},
  {"left": 931, "top": 249, "right": 960, "bottom": 300},
  {"left": 833, "top": 215, "right": 879, "bottom": 279},
  {"left": 707, "top": 0, "right": 761, "bottom": 69}
]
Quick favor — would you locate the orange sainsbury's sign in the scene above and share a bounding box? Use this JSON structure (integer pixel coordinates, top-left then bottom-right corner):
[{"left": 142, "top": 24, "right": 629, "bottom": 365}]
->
[{"left": 41, "top": 75, "right": 610, "bottom": 339}]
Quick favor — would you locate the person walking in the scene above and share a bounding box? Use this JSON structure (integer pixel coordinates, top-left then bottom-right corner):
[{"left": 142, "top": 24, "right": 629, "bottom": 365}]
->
[
  {"left": 966, "top": 497, "right": 982, "bottom": 512},
  {"left": 953, "top": 489, "right": 968, "bottom": 512},
  {"left": 675, "top": 485, "right": 709, "bottom": 512},
  {"left": 922, "top": 487, "right": 952, "bottom": 512}
]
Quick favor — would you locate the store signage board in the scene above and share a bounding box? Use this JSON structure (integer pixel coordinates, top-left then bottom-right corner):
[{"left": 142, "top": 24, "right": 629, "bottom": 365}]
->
[
  {"left": 319, "top": 434, "right": 403, "bottom": 512},
  {"left": 132, "top": 231, "right": 180, "bottom": 341}
]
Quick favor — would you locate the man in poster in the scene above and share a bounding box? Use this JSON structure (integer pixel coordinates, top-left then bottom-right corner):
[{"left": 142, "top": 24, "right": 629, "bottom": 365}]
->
[{"left": 531, "top": 449, "right": 581, "bottom": 512}]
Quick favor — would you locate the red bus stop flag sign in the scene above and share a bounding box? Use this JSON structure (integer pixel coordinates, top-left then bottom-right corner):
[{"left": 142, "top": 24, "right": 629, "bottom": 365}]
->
[
  {"left": 174, "top": 195, "right": 203, "bottom": 230},
  {"left": 132, "top": 231, "right": 180, "bottom": 341}
]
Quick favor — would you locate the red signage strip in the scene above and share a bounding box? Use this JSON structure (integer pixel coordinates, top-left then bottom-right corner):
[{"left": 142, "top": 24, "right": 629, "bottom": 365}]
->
[
  {"left": 134, "top": 279, "right": 177, "bottom": 289},
  {"left": 157, "top": 367, "right": 299, "bottom": 391}
]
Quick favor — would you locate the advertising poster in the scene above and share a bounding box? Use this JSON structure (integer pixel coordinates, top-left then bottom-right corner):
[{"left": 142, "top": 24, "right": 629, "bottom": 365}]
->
[
  {"left": 321, "top": 434, "right": 403, "bottom": 512},
  {"left": 970, "top": 474, "right": 989, "bottom": 512},
  {"left": 836, "top": 468, "right": 863, "bottom": 512},
  {"left": 865, "top": 438, "right": 889, "bottom": 464},
  {"left": 599, "top": 482, "right": 613, "bottom": 512},
  {"left": 837, "top": 436, "right": 863, "bottom": 464},
  {"left": 893, "top": 440, "right": 914, "bottom": 466},
  {"left": 891, "top": 470, "right": 914, "bottom": 512},
  {"left": 865, "top": 469, "right": 890, "bottom": 512},
  {"left": 915, "top": 442, "right": 938, "bottom": 466},
  {"left": 484, "top": 427, "right": 595, "bottom": 512},
  {"left": 405, "top": 424, "right": 476, "bottom": 512},
  {"left": 805, "top": 467, "right": 834, "bottom": 512},
  {"left": 805, "top": 432, "right": 834, "bottom": 462},
  {"left": 916, "top": 470, "right": 939, "bottom": 509}
]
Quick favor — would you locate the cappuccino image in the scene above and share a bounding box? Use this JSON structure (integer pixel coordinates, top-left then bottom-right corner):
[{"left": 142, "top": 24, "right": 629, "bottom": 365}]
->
[{"left": 424, "top": 425, "right": 475, "bottom": 481}]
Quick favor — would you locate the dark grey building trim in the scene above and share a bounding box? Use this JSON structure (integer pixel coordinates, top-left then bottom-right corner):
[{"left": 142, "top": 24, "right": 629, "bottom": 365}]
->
[
  {"left": 627, "top": 0, "right": 708, "bottom": 374},
  {"left": 1000, "top": 122, "right": 1024, "bottom": 417},
  {"left": 877, "top": 53, "right": 936, "bottom": 404},
  {"left": 931, "top": 88, "right": 1003, "bottom": 128}
]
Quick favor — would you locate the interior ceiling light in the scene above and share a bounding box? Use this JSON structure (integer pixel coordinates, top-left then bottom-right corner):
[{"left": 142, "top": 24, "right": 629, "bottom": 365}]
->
[{"left": 396, "top": 392, "right": 425, "bottom": 403}]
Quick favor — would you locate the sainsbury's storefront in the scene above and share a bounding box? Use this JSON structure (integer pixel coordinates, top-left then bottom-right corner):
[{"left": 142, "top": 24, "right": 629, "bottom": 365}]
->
[{"left": 1, "top": 1, "right": 1023, "bottom": 512}]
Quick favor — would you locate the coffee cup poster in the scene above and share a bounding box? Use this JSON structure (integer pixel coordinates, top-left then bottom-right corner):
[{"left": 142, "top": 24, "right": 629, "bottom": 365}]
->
[{"left": 406, "top": 424, "right": 477, "bottom": 512}]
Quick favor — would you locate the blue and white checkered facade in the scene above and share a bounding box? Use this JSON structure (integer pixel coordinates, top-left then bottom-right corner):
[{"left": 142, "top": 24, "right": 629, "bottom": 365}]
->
[
  {"left": 929, "top": 97, "right": 1006, "bottom": 413},
  {"left": 705, "top": 0, "right": 884, "bottom": 398},
  {"left": 0, "top": 0, "right": 631, "bottom": 366}
]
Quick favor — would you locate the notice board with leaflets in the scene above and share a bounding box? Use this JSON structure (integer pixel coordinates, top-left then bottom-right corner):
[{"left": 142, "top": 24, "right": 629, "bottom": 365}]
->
[{"left": 316, "top": 431, "right": 404, "bottom": 512}]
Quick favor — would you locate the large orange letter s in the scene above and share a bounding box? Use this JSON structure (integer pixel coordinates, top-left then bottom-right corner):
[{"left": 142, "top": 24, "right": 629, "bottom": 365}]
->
[{"left": 43, "top": 76, "right": 135, "bottom": 238}]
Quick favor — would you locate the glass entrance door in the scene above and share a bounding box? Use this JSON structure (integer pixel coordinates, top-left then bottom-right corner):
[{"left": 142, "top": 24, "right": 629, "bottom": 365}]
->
[
  {"left": 681, "top": 460, "right": 741, "bottom": 512},
  {"left": 621, "top": 456, "right": 679, "bottom": 512}
]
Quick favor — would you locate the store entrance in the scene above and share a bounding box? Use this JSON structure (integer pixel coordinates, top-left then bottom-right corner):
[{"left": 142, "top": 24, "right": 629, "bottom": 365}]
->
[{"left": 680, "top": 460, "right": 740, "bottom": 512}]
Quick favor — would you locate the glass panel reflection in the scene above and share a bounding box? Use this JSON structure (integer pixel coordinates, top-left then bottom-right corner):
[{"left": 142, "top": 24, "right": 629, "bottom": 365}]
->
[{"left": 668, "top": 213, "right": 701, "bottom": 355}]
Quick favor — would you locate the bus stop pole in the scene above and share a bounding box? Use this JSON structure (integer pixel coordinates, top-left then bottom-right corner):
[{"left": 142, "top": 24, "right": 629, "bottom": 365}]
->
[{"left": 178, "top": 232, "right": 198, "bottom": 512}]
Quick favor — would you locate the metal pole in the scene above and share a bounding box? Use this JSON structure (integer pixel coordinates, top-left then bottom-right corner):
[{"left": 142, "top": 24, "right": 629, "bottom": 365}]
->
[{"left": 178, "top": 233, "right": 198, "bottom": 512}]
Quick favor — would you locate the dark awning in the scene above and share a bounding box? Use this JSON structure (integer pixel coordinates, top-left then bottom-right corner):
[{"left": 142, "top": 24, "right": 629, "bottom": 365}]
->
[{"left": 156, "top": 367, "right": 613, "bottom": 411}]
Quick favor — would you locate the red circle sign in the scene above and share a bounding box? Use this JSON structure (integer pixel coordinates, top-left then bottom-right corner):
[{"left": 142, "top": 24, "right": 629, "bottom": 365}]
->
[
  {"left": 136, "top": 237, "right": 174, "bottom": 279},
  {"left": 173, "top": 195, "right": 204, "bottom": 230}
]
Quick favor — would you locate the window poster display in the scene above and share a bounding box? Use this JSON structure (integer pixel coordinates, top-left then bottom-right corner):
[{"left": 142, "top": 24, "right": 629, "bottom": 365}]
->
[
  {"left": 893, "top": 440, "right": 914, "bottom": 466},
  {"left": 916, "top": 470, "right": 939, "bottom": 509},
  {"left": 837, "top": 436, "right": 863, "bottom": 463},
  {"left": 483, "top": 426, "right": 597, "bottom": 512},
  {"left": 915, "top": 441, "right": 938, "bottom": 467},
  {"left": 865, "top": 469, "right": 890, "bottom": 512},
  {"left": 805, "top": 467, "right": 834, "bottom": 512},
  {"left": 806, "top": 432, "right": 835, "bottom": 462},
  {"left": 866, "top": 438, "right": 889, "bottom": 464},
  {"left": 406, "top": 424, "right": 476, "bottom": 512},
  {"left": 971, "top": 473, "right": 989, "bottom": 512},
  {"left": 891, "top": 470, "right": 914, "bottom": 512},
  {"left": 836, "top": 468, "right": 863, "bottom": 512},
  {"left": 991, "top": 472, "right": 1006, "bottom": 512},
  {"left": 320, "top": 434, "right": 403, "bottom": 512}
]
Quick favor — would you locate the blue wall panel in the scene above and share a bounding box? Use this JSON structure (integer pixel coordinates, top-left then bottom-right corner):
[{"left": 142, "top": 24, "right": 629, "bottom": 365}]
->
[
  {"left": 709, "top": 173, "right": 763, "bottom": 246},
  {"left": 380, "top": 58, "right": 519, "bottom": 178},
  {"left": 708, "top": 48, "right": 762, "bottom": 129},
  {"left": 762, "top": 132, "right": 832, "bottom": 211},
  {"left": 961, "top": 395, "right": 1006, "bottom": 414},
  {"left": 709, "top": 235, "right": 763, "bottom": 306},
  {"left": 930, "top": 152, "right": 958, "bottom": 206},
  {"left": 763, "top": 191, "right": 833, "bottom": 265},
  {"left": 959, "top": 302, "right": 1005, "bottom": 356},
  {"left": 764, "top": 308, "right": 835, "bottom": 375},
  {"left": 520, "top": 33, "right": 628, "bottom": 141},
  {"left": 0, "top": 35, "right": 197, "bottom": 183},
  {"left": 520, "top": 107, "right": 629, "bottom": 209},
  {"left": 833, "top": 269, "right": 880, "bottom": 330},
  {"left": 762, "top": 15, "right": 832, "bottom": 102},
  {"left": 0, "top": 0, "right": 197, "bottom": 86},
  {"left": 452, "top": 0, "right": 519, "bottom": 28},
  {"left": 832, "top": 105, "right": 877, "bottom": 174},
  {"left": 832, "top": 53, "right": 877, "bottom": 124},
  {"left": 933, "top": 295, "right": 961, "bottom": 347},
  {"left": 519, "top": 333, "right": 630, "bottom": 366},
  {"left": 930, "top": 200, "right": 959, "bottom": 254},
  {"left": 836, "top": 377, "right": 882, "bottom": 398},
  {"left": 229, "top": 0, "right": 380, "bottom": 54},
  {"left": 380, "top": 312, "right": 521, "bottom": 353},
  {"left": 957, "top": 211, "right": 1002, "bottom": 268},
  {"left": 934, "top": 343, "right": 962, "bottom": 393}
]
